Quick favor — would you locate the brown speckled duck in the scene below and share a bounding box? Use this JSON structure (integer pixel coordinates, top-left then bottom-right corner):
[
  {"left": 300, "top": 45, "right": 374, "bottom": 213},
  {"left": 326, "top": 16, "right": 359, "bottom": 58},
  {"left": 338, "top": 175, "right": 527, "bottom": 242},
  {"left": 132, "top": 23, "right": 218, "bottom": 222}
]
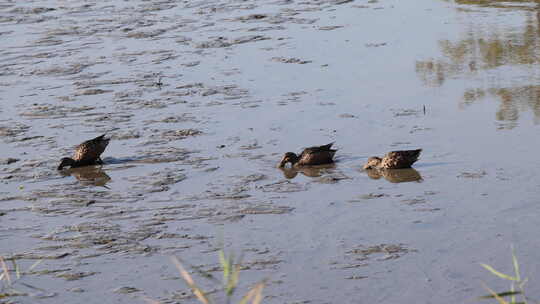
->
[
  {"left": 363, "top": 149, "right": 422, "bottom": 170},
  {"left": 278, "top": 143, "right": 337, "bottom": 167},
  {"left": 57, "top": 134, "right": 110, "bottom": 170}
]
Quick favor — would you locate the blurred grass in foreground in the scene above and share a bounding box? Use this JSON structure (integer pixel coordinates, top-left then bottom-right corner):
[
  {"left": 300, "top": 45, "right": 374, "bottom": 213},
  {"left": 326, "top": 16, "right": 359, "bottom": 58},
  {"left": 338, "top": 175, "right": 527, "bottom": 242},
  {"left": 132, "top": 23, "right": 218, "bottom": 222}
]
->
[
  {"left": 479, "top": 248, "right": 530, "bottom": 304},
  {"left": 145, "top": 249, "right": 265, "bottom": 304},
  {"left": 0, "top": 256, "right": 43, "bottom": 300}
]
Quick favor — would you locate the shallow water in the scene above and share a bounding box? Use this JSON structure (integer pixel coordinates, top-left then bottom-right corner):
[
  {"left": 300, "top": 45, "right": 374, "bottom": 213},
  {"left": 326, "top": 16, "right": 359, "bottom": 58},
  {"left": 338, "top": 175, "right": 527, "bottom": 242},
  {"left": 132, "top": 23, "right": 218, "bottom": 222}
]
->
[{"left": 1, "top": 0, "right": 540, "bottom": 303}]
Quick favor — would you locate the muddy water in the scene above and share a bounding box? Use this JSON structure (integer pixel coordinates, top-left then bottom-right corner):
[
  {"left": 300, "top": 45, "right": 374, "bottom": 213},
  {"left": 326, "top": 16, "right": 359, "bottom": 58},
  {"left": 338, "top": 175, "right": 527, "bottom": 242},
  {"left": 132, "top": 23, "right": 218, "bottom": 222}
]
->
[{"left": 1, "top": 0, "right": 540, "bottom": 303}]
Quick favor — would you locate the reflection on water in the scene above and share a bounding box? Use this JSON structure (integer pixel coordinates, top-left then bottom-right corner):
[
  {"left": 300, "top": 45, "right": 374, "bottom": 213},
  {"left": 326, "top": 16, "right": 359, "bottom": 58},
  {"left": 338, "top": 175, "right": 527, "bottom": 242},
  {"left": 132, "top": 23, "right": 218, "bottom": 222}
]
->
[
  {"left": 280, "top": 164, "right": 336, "bottom": 179},
  {"left": 416, "top": 0, "right": 540, "bottom": 128},
  {"left": 365, "top": 168, "right": 423, "bottom": 183},
  {"left": 61, "top": 166, "right": 111, "bottom": 187},
  {"left": 464, "top": 85, "right": 540, "bottom": 128}
]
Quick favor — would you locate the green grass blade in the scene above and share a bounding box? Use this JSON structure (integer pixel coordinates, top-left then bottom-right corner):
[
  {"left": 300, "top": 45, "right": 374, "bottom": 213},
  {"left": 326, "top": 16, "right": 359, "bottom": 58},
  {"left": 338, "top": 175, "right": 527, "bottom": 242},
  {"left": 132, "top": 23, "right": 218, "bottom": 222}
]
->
[
  {"left": 28, "top": 260, "right": 43, "bottom": 272},
  {"left": 12, "top": 259, "right": 20, "bottom": 280},
  {"left": 510, "top": 283, "right": 516, "bottom": 304},
  {"left": 481, "top": 264, "right": 517, "bottom": 281},
  {"left": 511, "top": 249, "right": 521, "bottom": 282},
  {"left": 232, "top": 264, "right": 240, "bottom": 288},
  {"left": 225, "top": 263, "right": 241, "bottom": 296},
  {"left": 479, "top": 291, "right": 521, "bottom": 299},
  {"left": 219, "top": 250, "right": 229, "bottom": 283}
]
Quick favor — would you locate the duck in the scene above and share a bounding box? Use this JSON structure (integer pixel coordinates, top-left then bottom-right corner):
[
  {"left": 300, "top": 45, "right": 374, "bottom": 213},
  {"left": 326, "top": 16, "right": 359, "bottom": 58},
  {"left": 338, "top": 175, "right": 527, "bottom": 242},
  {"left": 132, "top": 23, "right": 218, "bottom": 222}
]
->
[
  {"left": 57, "top": 134, "right": 110, "bottom": 170},
  {"left": 363, "top": 149, "right": 422, "bottom": 170},
  {"left": 278, "top": 143, "right": 337, "bottom": 167}
]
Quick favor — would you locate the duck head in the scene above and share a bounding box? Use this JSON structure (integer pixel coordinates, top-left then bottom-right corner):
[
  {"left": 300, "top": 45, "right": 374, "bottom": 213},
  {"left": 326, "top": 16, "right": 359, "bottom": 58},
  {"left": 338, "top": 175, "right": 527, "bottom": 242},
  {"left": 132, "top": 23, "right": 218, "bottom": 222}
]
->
[
  {"left": 363, "top": 157, "right": 382, "bottom": 170},
  {"left": 278, "top": 152, "right": 299, "bottom": 168},
  {"left": 57, "top": 157, "right": 76, "bottom": 170}
]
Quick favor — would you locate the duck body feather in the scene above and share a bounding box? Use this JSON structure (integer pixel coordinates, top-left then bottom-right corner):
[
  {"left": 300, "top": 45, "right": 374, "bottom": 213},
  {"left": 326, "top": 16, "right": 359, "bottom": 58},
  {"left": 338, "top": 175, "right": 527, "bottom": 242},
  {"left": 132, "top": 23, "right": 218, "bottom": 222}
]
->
[
  {"left": 364, "top": 149, "right": 422, "bottom": 170},
  {"left": 297, "top": 143, "right": 337, "bottom": 166}
]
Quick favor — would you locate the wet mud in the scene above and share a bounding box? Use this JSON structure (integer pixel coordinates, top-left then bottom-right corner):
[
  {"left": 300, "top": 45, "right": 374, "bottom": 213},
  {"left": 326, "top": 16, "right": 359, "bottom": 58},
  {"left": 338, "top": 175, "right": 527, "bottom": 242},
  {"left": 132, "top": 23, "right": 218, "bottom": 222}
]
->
[{"left": 2, "top": 0, "right": 540, "bottom": 303}]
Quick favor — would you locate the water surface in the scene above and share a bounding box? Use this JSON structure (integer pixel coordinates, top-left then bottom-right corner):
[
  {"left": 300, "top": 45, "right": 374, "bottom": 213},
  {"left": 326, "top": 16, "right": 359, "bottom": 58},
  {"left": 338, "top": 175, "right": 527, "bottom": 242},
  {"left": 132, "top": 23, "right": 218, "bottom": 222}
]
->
[{"left": 1, "top": 0, "right": 540, "bottom": 303}]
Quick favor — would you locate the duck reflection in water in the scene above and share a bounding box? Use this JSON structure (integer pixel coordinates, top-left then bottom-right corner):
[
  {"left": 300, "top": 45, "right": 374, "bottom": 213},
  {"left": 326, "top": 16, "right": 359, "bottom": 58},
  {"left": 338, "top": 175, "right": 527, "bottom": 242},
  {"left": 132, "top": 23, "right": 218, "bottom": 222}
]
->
[
  {"left": 365, "top": 168, "right": 422, "bottom": 183},
  {"left": 60, "top": 166, "right": 111, "bottom": 187},
  {"left": 279, "top": 164, "right": 336, "bottom": 179}
]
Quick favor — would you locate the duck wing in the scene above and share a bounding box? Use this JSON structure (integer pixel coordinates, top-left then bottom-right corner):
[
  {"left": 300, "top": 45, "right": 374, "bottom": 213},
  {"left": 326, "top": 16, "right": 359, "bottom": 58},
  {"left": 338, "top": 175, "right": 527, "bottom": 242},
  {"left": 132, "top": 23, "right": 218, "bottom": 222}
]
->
[
  {"left": 381, "top": 149, "right": 422, "bottom": 169},
  {"left": 73, "top": 134, "right": 110, "bottom": 162},
  {"left": 302, "top": 143, "right": 336, "bottom": 154},
  {"left": 298, "top": 143, "right": 337, "bottom": 165}
]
